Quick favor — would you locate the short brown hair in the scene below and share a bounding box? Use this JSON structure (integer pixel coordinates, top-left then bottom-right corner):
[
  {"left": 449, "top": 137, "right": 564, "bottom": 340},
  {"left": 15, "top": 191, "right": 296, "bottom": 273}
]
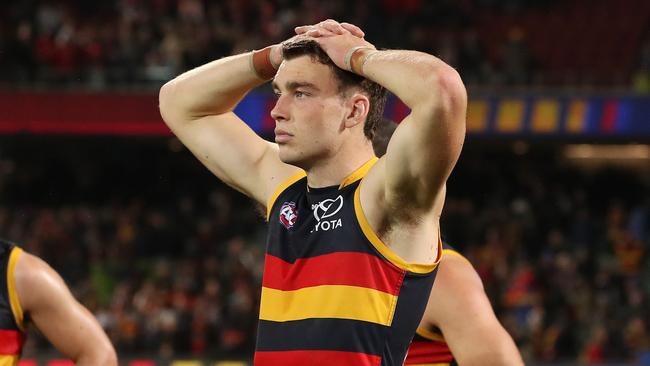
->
[
  {"left": 282, "top": 38, "right": 388, "bottom": 140},
  {"left": 372, "top": 118, "right": 398, "bottom": 157}
]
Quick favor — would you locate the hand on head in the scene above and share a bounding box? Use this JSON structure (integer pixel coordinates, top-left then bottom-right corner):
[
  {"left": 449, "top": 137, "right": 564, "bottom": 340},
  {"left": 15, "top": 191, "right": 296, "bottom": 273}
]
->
[
  {"left": 295, "top": 19, "right": 365, "bottom": 38},
  {"left": 293, "top": 19, "right": 376, "bottom": 72}
]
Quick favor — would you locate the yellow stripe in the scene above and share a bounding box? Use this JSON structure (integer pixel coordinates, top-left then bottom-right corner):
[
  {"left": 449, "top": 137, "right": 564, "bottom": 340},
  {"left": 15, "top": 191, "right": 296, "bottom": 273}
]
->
[
  {"left": 354, "top": 186, "right": 442, "bottom": 274},
  {"left": 339, "top": 157, "right": 378, "bottom": 189},
  {"left": 531, "top": 99, "right": 560, "bottom": 133},
  {"left": 442, "top": 248, "right": 472, "bottom": 267},
  {"left": 259, "top": 285, "right": 397, "bottom": 326},
  {"left": 266, "top": 171, "right": 306, "bottom": 220},
  {"left": 7, "top": 247, "right": 24, "bottom": 331},
  {"left": 495, "top": 99, "right": 524, "bottom": 133},
  {"left": 0, "top": 356, "right": 18, "bottom": 366},
  {"left": 416, "top": 326, "right": 445, "bottom": 342},
  {"left": 467, "top": 100, "right": 489, "bottom": 132},
  {"left": 566, "top": 99, "right": 587, "bottom": 133}
]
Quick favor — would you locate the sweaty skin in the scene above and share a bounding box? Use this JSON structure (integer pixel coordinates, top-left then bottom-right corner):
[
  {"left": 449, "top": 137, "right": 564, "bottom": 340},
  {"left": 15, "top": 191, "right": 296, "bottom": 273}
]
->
[{"left": 14, "top": 251, "right": 117, "bottom": 366}]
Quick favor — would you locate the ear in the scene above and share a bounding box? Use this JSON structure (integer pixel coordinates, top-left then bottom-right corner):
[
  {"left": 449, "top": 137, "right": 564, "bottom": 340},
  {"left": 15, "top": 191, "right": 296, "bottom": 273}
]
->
[{"left": 344, "top": 93, "right": 370, "bottom": 129}]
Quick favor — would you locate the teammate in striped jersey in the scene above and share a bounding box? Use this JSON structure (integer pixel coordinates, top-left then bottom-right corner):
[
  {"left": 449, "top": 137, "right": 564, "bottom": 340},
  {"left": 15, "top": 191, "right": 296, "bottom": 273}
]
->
[
  {"left": 373, "top": 121, "right": 524, "bottom": 366},
  {"left": 0, "top": 239, "right": 116, "bottom": 366},
  {"left": 160, "top": 19, "right": 467, "bottom": 365}
]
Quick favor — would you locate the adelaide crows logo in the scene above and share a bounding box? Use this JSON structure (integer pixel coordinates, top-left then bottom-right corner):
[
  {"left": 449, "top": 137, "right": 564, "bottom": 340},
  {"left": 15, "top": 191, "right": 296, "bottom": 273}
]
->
[{"left": 279, "top": 202, "right": 298, "bottom": 229}]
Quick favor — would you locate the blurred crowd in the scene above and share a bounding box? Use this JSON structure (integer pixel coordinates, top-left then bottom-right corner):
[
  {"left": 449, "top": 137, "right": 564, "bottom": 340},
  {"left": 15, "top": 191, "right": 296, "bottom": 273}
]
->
[
  {"left": 444, "top": 148, "right": 650, "bottom": 363},
  {"left": 1, "top": 138, "right": 649, "bottom": 363},
  {"left": 1, "top": 0, "right": 648, "bottom": 90}
]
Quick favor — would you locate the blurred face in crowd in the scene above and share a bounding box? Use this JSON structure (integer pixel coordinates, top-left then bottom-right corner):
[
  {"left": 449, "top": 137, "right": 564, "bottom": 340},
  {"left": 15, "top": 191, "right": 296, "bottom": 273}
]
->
[{"left": 271, "top": 55, "right": 369, "bottom": 170}]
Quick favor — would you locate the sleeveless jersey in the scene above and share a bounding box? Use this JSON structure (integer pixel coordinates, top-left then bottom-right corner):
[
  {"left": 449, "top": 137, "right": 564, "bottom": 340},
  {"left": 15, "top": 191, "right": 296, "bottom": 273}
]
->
[
  {"left": 0, "top": 240, "right": 26, "bottom": 366},
  {"left": 405, "top": 244, "right": 470, "bottom": 366},
  {"left": 255, "top": 158, "right": 442, "bottom": 366}
]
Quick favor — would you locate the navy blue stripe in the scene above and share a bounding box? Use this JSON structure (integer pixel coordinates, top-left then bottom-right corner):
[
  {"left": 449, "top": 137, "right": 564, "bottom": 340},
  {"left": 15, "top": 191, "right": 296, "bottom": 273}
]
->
[
  {"left": 442, "top": 242, "right": 457, "bottom": 251},
  {"left": 0, "top": 240, "right": 20, "bottom": 330},
  {"left": 256, "top": 318, "right": 387, "bottom": 356},
  {"left": 382, "top": 268, "right": 438, "bottom": 366}
]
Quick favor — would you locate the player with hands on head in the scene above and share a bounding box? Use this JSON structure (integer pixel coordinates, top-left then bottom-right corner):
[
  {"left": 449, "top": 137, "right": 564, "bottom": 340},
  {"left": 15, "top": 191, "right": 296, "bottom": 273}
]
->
[{"left": 159, "top": 18, "right": 467, "bottom": 366}]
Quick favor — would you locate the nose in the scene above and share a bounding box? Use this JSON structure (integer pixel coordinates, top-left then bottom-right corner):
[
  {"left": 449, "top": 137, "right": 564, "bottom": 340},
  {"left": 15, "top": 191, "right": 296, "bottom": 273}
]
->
[{"left": 270, "top": 95, "right": 288, "bottom": 122}]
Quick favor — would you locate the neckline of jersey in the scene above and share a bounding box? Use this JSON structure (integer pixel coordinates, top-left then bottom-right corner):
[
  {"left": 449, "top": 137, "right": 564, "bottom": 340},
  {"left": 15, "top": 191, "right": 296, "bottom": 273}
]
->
[{"left": 306, "top": 157, "right": 379, "bottom": 193}]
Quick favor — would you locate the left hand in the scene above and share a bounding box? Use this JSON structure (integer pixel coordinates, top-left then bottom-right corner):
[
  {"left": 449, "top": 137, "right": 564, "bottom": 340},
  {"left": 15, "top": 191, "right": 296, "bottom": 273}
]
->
[{"left": 295, "top": 19, "right": 366, "bottom": 38}]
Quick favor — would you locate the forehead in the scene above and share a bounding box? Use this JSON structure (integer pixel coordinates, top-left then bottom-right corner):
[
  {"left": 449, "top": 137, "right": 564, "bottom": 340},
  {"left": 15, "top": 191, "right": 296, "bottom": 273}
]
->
[{"left": 274, "top": 55, "right": 338, "bottom": 91}]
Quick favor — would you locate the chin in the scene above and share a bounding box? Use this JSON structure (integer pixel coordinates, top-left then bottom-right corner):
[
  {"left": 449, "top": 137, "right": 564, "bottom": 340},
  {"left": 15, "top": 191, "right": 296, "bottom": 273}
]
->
[{"left": 278, "top": 147, "right": 309, "bottom": 169}]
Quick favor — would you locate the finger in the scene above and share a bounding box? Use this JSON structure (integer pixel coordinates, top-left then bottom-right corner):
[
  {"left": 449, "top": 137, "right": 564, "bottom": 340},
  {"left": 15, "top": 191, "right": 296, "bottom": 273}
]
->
[
  {"left": 306, "top": 29, "right": 327, "bottom": 37},
  {"left": 320, "top": 20, "right": 347, "bottom": 35},
  {"left": 295, "top": 25, "right": 312, "bottom": 35},
  {"left": 341, "top": 22, "right": 365, "bottom": 37}
]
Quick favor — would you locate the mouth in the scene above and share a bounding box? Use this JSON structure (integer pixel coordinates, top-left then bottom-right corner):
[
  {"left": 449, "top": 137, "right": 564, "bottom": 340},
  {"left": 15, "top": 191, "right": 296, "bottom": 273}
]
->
[{"left": 274, "top": 129, "right": 293, "bottom": 144}]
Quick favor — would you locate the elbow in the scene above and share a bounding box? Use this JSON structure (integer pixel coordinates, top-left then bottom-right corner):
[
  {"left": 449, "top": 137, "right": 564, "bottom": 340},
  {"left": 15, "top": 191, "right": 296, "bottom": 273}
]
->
[
  {"left": 158, "top": 79, "right": 179, "bottom": 126},
  {"left": 433, "top": 66, "right": 467, "bottom": 118},
  {"left": 415, "top": 65, "right": 467, "bottom": 119}
]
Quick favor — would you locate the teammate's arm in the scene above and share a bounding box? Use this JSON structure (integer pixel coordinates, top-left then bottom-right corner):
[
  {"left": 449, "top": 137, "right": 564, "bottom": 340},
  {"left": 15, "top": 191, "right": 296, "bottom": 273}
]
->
[
  {"left": 158, "top": 44, "right": 301, "bottom": 206},
  {"left": 425, "top": 254, "right": 524, "bottom": 366},
  {"left": 14, "top": 252, "right": 117, "bottom": 366}
]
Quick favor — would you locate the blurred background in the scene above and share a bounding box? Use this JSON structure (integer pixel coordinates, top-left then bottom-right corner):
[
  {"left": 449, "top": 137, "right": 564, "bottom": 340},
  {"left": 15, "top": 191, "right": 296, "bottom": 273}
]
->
[{"left": 1, "top": 0, "right": 650, "bottom": 365}]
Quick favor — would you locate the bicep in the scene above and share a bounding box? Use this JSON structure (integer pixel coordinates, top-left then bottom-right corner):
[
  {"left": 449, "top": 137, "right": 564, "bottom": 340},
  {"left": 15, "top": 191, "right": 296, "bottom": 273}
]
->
[
  {"left": 383, "top": 69, "right": 466, "bottom": 209},
  {"left": 167, "top": 112, "right": 301, "bottom": 205},
  {"left": 15, "top": 254, "right": 114, "bottom": 361},
  {"left": 430, "top": 257, "right": 522, "bottom": 365}
]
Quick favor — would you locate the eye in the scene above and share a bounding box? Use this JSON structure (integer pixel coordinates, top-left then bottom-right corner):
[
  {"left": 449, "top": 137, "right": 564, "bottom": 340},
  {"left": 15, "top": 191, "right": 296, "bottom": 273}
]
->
[{"left": 295, "top": 90, "right": 308, "bottom": 98}]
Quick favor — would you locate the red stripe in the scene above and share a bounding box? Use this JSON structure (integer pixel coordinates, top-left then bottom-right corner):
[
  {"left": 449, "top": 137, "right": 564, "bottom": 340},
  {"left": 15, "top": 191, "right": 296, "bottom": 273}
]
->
[
  {"left": 47, "top": 361, "right": 74, "bottom": 366},
  {"left": 600, "top": 100, "right": 618, "bottom": 132},
  {"left": 0, "top": 121, "right": 171, "bottom": 136},
  {"left": 128, "top": 361, "right": 156, "bottom": 366},
  {"left": 18, "top": 361, "right": 38, "bottom": 366},
  {"left": 263, "top": 252, "right": 404, "bottom": 294},
  {"left": 263, "top": 99, "right": 276, "bottom": 131},
  {"left": 0, "top": 92, "right": 169, "bottom": 136},
  {"left": 405, "top": 340, "right": 454, "bottom": 364},
  {"left": 255, "top": 350, "right": 381, "bottom": 366},
  {"left": 0, "top": 329, "right": 25, "bottom": 354}
]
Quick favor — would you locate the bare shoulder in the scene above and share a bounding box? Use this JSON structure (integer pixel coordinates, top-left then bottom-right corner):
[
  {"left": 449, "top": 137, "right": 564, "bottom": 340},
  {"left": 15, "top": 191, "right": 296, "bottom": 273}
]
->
[
  {"left": 14, "top": 251, "right": 68, "bottom": 311},
  {"left": 436, "top": 251, "right": 483, "bottom": 291},
  {"left": 423, "top": 251, "right": 492, "bottom": 330}
]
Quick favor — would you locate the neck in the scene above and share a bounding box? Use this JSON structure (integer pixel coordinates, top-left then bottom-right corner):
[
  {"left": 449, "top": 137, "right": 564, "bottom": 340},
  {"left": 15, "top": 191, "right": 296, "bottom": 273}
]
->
[{"left": 305, "top": 142, "right": 375, "bottom": 188}]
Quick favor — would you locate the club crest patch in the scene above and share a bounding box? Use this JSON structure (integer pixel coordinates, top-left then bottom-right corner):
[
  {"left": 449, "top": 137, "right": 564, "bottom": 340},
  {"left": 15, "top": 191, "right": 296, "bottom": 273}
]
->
[{"left": 279, "top": 201, "right": 298, "bottom": 229}]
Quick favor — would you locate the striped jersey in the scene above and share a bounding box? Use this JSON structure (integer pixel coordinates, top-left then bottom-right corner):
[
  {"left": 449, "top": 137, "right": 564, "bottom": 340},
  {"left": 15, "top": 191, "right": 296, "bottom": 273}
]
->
[
  {"left": 255, "top": 158, "right": 442, "bottom": 366},
  {"left": 405, "top": 326, "right": 455, "bottom": 366},
  {"left": 405, "top": 244, "right": 469, "bottom": 366},
  {"left": 0, "top": 240, "right": 26, "bottom": 366}
]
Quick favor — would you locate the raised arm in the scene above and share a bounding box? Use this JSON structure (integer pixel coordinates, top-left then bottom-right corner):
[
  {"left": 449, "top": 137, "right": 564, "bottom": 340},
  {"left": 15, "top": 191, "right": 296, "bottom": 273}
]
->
[
  {"left": 14, "top": 252, "right": 117, "bottom": 366},
  {"left": 299, "top": 21, "right": 467, "bottom": 213},
  {"left": 364, "top": 50, "right": 466, "bottom": 210},
  {"left": 158, "top": 43, "right": 301, "bottom": 206},
  {"left": 424, "top": 253, "right": 524, "bottom": 366}
]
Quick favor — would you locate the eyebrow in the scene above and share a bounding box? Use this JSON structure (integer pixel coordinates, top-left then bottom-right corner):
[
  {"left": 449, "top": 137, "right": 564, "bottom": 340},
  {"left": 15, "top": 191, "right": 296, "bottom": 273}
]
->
[{"left": 271, "top": 80, "right": 320, "bottom": 92}]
